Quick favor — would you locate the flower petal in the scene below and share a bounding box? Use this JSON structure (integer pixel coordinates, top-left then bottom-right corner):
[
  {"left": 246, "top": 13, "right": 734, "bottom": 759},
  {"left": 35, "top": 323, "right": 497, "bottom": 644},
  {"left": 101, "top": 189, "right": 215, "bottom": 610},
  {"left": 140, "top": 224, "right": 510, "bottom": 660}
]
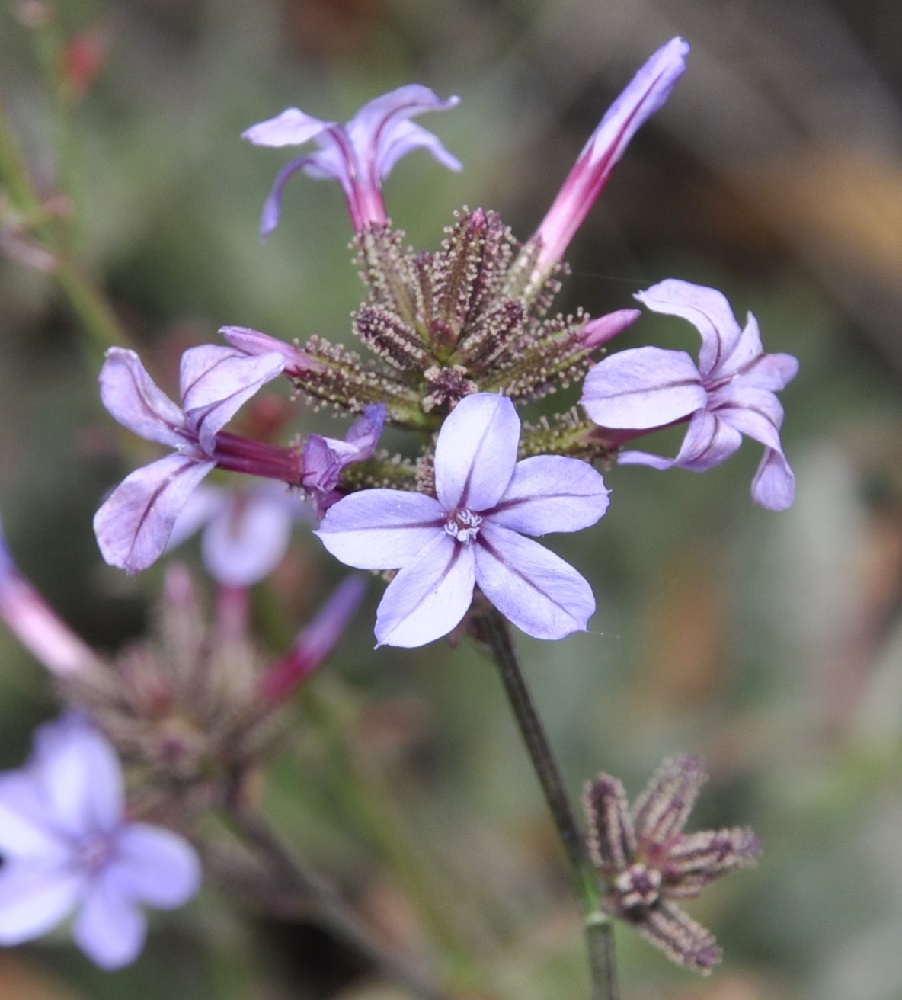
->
[
  {"left": 581, "top": 348, "right": 704, "bottom": 429},
  {"left": 110, "top": 824, "right": 201, "bottom": 908},
  {"left": 714, "top": 385, "right": 784, "bottom": 450},
  {"left": 73, "top": 871, "right": 146, "bottom": 969},
  {"left": 94, "top": 454, "right": 216, "bottom": 573},
  {"left": 491, "top": 456, "right": 609, "bottom": 535},
  {"left": 316, "top": 490, "right": 444, "bottom": 570},
  {"left": 670, "top": 409, "right": 743, "bottom": 471},
  {"left": 635, "top": 279, "right": 742, "bottom": 377},
  {"left": 345, "top": 85, "right": 460, "bottom": 178},
  {"left": 201, "top": 488, "right": 296, "bottom": 586},
  {"left": 635, "top": 899, "right": 721, "bottom": 972},
  {"left": 474, "top": 524, "right": 595, "bottom": 639},
  {"left": 33, "top": 717, "right": 122, "bottom": 835},
  {"left": 179, "top": 346, "right": 285, "bottom": 454},
  {"left": 0, "top": 775, "right": 67, "bottom": 857},
  {"left": 375, "top": 533, "right": 476, "bottom": 648},
  {"left": 434, "top": 393, "right": 520, "bottom": 511},
  {"left": 99, "top": 348, "right": 185, "bottom": 448},
  {"left": 751, "top": 448, "right": 795, "bottom": 511},
  {"left": 242, "top": 106, "right": 330, "bottom": 147},
  {"left": 0, "top": 860, "right": 82, "bottom": 944}
]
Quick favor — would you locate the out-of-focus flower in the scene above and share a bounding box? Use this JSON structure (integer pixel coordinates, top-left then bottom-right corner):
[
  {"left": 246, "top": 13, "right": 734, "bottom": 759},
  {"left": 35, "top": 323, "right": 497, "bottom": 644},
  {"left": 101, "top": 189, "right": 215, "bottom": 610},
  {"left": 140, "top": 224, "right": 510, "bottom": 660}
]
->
[
  {"left": 526, "top": 37, "right": 689, "bottom": 282},
  {"left": 94, "top": 346, "right": 291, "bottom": 573},
  {"left": 0, "top": 519, "right": 100, "bottom": 677},
  {"left": 581, "top": 279, "right": 798, "bottom": 510},
  {"left": 302, "top": 403, "right": 386, "bottom": 516},
  {"left": 0, "top": 714, "right": 200, "bottom": 968},
  {"left": 167, "top": 481, "right": 305, "bottom": 587},
  {"left": 316, "top": 393, "right": 608, "bottom": 647},
  {"left": 584, "top": 755, "right": 761, "bottom": 973},
  {"left": 243, "top": 84, "right": 461, "bottom": 236}
]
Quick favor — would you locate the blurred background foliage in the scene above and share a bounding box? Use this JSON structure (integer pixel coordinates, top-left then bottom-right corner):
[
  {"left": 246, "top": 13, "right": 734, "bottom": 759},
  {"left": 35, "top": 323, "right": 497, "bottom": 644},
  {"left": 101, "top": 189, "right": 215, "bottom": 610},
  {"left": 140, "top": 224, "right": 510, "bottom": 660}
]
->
[{"left": 1, "top": 0, "right": 902, "bottom": 998}]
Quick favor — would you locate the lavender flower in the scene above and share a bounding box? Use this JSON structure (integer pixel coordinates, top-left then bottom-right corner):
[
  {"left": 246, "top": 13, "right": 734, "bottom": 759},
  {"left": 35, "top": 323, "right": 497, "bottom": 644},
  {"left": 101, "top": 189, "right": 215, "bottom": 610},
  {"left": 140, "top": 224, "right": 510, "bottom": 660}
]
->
[
  {"left": 94, "top": 345, "right": 289, "bottom": 574},
  {"left": 581, "top": 279, "right": 798, "bottom": 510},
  {"left": 316, "top": 393, "right": 609, "bottom": 647},
  {"left": 243, "top": 84, "right": 461, "bottom": 236},
  {"left": 526, "top": 38, "right": 689, "bottom": 280},
  {"left": 167, "top": 481, "right": 304, "bottom": 587},
  {"left": 584, "top": 756, "right": 761, "bottom": 972},
  {"left": 0, "top": 714, "right": 200, "bottom": 968}
]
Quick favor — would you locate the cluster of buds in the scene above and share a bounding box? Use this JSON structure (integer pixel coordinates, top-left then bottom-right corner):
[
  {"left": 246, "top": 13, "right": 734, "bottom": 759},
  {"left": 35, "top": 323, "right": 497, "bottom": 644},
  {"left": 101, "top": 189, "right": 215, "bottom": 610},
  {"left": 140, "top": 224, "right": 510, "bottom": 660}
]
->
[{"left": 0, "top": 526, "right": 364, "bottom": 814}]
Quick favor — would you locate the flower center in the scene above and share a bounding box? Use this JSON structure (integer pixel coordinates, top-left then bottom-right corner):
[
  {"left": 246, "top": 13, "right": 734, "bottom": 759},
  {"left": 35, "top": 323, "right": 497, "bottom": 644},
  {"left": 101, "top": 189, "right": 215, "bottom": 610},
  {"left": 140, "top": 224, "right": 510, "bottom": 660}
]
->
[
  {"left": 614, "top": 862, "right": 661, "bottom": 910},
  {"left": 75, "top": 831, "right": 116, "bottom": 874},
  {"left": 444, "top": 507, "right": 483, "bottom": 542}
]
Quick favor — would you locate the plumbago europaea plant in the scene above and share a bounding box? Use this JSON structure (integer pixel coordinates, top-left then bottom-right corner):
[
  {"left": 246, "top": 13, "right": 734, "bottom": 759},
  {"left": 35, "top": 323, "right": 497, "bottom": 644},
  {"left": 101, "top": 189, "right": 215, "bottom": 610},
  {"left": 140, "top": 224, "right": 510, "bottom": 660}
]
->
[{"left": 0, "top": 34, "right": 793, "bottom": 1000}]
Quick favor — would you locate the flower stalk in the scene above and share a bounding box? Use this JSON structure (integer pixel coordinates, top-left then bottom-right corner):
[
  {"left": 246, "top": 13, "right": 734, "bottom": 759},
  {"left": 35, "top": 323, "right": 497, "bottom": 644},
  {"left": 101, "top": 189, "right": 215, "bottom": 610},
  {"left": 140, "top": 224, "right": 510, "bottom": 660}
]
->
[{"left": 470, "top": 604, "right": 618, "bottom": 1000}]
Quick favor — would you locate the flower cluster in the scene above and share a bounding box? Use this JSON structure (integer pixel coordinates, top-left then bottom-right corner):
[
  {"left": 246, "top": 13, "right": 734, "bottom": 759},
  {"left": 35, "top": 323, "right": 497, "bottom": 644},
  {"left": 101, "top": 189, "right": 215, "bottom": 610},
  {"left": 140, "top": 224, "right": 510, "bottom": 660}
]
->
[
  {"left": 584, "top": 756, "right": 761, "bottom": 972},
  {"left": 91, "top": 36, "right": 797, "bottom": 653}
]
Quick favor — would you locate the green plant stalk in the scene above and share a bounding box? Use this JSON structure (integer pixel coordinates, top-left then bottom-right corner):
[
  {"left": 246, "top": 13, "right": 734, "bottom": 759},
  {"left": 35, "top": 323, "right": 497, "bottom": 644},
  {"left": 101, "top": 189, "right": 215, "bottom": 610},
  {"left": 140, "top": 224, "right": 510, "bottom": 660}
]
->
[{"left": 471, "top": 605, "right": 618, "bottom": 1000}]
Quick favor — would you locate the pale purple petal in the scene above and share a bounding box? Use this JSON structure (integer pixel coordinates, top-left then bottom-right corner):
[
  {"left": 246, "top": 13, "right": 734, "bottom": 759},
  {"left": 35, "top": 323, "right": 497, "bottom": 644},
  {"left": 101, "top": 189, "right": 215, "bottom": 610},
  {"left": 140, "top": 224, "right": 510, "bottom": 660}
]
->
[
  {"left": 434, "top": 394, "right": 520, "bottom": 510},
  {"left": 714, "top": 386, "right": 784, "bottom": 451},
  {"left": 491, "top": 456, "right": 609, "bottom": 535},
  {"left": 372, "top": 119, "right": 462, "bottom": 178},
  {"left": 242, "top": 107, "right": 330, "bottom": 147},
  {"left": 0, "top": 861, "right": 82, "bottom": 944},
  {"left": 751, "top": 448, "right": 795, "bottom": 511},
  {"left": 375, "top": 534, "right": 476, "bottom": 647},
  {"left": 94, "top": 454, "right": 216, "bottom": 574},
  {"left": 202, "top": 489, "right": 295, "bottom": 586},
  {"left": 635, "top": 279, "right": 742, "bottom": 377},
  {"left": 302, "top": 435, "right": 353, "bottom": 494},
  {"left": 73, "top": 872, "right": 146, "bottom": 969},
  {"left": 179, "top": 346, "right": 285, "bottom": 454},
  {"left": 0, "top": 775, "right": 68, "bottom": 857},
  {"left": 669, "top": 409, "right": 743, "bottom": 471},
  {"left": 316, "top": 490, "right": 444, "bottom": 569},
  {"left": 110, "top": 824, "right": 201, "bottom": 908},
  {"left": 35, "top": 721, "right": 122, "bottom": 835},
  {"left": 475, "top": 524, "right": 595, "bottom": 640},
  {"left": 99, "top": 348, "right": 186, "bottom": 448},
  {"left": 258, "top": 158, "right": 314, "bottom": 238},
  {"left": 345, "top": 85, "right": 460, "bottom": 177},
  {"left": 740, "top": 349, "right": 799, "bottom": 392},
  {"left": 616, "top": 449, "right": 679, "bottom": 471},
  {"left": 581, "top": 348, "right": 704, "bottom": 428},
  {"left": 345, "top": 404, "right": 386, "bottom": 458}
]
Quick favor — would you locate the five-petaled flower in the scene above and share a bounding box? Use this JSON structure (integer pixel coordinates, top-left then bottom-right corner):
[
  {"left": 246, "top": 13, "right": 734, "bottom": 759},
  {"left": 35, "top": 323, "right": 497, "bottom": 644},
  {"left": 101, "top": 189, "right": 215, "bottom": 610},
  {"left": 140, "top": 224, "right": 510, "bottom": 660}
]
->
[
  {"left": 584, "top": 755, "right": 761, "bottom": 973},
  {"left": 581, "top": 279, "right": 798, "bottom": 510},
  {"left": 243, "top": 84, "right": 461, "bottom": 237},
  {"left": 94, "top": 345, "right": 290, "bottom": 574},
  {"left": 315, "top": 393, "right": 609, "bottom": 647},
  {"left": 0, "top": 713, "right": 200, "bottom": 968}
]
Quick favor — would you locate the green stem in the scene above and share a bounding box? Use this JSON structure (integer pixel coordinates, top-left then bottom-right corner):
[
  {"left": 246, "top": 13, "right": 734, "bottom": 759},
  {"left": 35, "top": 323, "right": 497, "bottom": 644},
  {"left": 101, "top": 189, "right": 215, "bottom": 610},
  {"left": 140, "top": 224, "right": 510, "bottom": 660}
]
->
[
  {"left": 230, "top": 809, "right": 450, "bottom": 1000},
  {"left": 470, "top": 605, "right": 619, "bottom": 1000}
]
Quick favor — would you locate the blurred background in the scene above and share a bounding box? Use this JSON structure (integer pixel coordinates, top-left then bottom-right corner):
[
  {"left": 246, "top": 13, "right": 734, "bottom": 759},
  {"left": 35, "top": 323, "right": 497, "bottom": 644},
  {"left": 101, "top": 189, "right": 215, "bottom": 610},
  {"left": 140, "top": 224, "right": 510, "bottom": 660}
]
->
[{"left": 1, "top": 0, "right": 901, "bottom": 998}]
